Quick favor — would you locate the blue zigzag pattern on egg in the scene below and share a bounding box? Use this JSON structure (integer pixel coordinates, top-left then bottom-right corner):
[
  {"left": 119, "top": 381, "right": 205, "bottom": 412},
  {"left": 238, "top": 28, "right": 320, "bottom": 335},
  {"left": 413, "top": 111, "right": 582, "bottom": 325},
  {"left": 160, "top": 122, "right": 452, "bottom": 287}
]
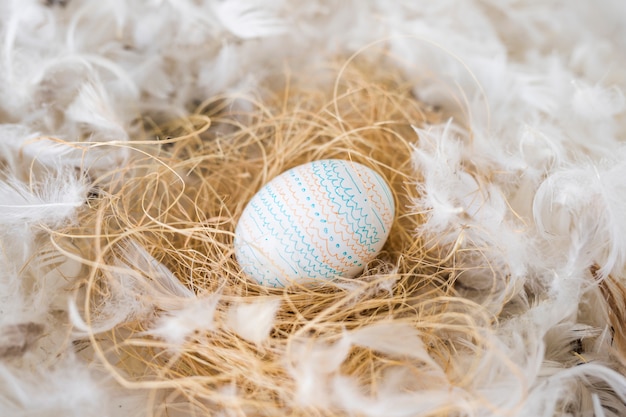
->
[
  {"left": 311, "top": 160, "right": 382, "bottom": 263},
  {"left": 300, "top": 161, "right": 368, "bottom": 265},
  {"left": 318, "top": 161, "right": 381, "bottom": 249}
]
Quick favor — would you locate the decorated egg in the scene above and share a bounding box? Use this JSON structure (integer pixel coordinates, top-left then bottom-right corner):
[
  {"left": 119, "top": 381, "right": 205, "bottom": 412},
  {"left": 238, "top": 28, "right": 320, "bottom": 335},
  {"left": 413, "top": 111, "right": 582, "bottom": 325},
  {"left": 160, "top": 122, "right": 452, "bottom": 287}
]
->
[{"left": 234, "top": 159, "right": 394, "bottom": 287}]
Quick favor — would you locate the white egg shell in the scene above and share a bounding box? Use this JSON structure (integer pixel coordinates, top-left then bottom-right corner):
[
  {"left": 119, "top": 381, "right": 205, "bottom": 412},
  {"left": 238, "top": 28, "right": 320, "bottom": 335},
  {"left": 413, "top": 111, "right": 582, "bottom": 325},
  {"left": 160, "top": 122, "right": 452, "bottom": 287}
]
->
[{"left": 234, "top": 159, "right": 395, "bottom": 287}]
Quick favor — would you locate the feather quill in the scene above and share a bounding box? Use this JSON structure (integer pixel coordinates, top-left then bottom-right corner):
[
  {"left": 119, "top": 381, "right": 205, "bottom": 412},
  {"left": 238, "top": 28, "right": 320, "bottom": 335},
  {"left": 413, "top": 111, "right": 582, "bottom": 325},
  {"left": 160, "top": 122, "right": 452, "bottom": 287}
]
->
[{"left": 0, "top": 171, "right": 86, "bottom": 227}]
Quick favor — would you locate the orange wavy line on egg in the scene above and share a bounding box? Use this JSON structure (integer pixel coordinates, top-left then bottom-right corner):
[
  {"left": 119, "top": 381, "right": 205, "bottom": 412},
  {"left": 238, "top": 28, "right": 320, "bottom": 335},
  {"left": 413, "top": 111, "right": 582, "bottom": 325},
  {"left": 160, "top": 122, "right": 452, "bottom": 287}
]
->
[
  {"left": 298, "top": 164, "right": 373, "bottom": 261},
  {"left": 287, "top": 168, "right": 360, "bottom": 271},
  {"left": 274, "top": 171, "right": 355, "bottom": 272},
  {"left": 355, "top": 167, "right": 393, "bottom": 228}
]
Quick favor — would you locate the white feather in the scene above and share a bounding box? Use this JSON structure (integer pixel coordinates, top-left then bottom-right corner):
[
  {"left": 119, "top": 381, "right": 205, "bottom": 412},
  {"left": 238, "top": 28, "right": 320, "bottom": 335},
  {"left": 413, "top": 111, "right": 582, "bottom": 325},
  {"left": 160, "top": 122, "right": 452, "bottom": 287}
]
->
[
  {"left": 523, "top": 363, "right": 626, "bottom": 417},
  {"left": 571, "top": 82, "right": 625, "bottom": 120},
  {"left": 226, "top": 297, "right": 281, "bottom": 345},
  {"left": 118, "top": 240, "right": 195, "bottom": 301},
  {"left": 348, "top": 322, "right": 443, "bottom": 373},
  {"left": 0, "top": 358, "right": 110, "bottom": 417},
  {"left": 0, "top": 124, "right": 40, "bottom": 170},
  {"left": 65, "top": 80, "right": 128, "bottom": 140},
  {"left": 287, "top": 334, "right": 352, "bottom": 407},
  {"left": 533, "top": 153, "right": 626, "bottom": 277},
  {"left": 0, "top": 171, "right": 86, "bottom": 227},
  {"left": 145, "top": 295, "right": 220, "bottom": 346},
  {"left": 331, "top": 373, "right": 460, "bottom": 417},
  {"left": 213, "top": 1, "right": 287, "bottom": 39},
  {"left": 70, "top": 240, "right": 194, "bottom": 336},
  {"left": 411, "top": 121, "right": 530, "bottom": 301},
  {"left": 411, "top": 121, "right": 471, "bottom": 234}
]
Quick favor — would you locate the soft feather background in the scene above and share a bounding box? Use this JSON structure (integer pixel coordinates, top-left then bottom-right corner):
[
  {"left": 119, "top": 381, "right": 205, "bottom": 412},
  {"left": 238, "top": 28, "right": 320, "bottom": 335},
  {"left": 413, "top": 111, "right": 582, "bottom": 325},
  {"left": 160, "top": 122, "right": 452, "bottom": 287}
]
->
[{"left": 1, "top": 0, "right": 626, "bottom": 416}]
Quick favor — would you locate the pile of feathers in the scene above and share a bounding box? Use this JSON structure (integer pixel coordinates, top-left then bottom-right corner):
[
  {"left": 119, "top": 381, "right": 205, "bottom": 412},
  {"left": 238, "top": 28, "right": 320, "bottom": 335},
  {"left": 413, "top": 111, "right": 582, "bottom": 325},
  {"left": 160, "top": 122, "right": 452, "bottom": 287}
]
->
[{"left": 1, "top": 1, "right": 626, "bottom": 416}]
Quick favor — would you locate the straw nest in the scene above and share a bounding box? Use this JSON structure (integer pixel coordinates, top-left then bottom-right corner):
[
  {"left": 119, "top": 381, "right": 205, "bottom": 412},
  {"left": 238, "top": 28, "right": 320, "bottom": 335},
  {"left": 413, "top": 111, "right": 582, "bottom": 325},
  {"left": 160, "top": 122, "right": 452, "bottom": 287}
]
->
[{"left": 58, "top": 55, "right": 501, "bottom": 416}]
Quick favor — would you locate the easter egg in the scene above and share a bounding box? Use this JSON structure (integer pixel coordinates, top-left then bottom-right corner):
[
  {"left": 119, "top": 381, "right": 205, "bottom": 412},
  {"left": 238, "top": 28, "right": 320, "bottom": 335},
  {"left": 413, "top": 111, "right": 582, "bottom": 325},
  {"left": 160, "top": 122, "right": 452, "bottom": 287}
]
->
[{"left": 234, "top": 159, "right": 394, "bottom": 287}]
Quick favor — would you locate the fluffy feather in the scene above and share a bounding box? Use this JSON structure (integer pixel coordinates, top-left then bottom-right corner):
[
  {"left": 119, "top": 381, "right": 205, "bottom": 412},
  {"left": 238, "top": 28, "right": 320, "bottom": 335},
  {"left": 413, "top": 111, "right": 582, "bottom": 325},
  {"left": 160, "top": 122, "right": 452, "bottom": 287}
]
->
[
  {"left": 287, "top": 333, "right": 352, "bottom": 408},
  {"left": 411, "top": 121, "right": 530, "bottom": 306},
  {"left": 0, "top": 171, "right": 86, "bottom": 228},
  {"left": 226, "top": 297, "right": 281, "bottom": 345},
  {"left": 70, "top": 240, "right": 194, "bottom": 336},
  {"left": 213, "top": 0, "right": 287, "bottom": 39},
  {"left": 145, "top": 295, "right": 220, "bottom": 346},
  {"left": 533, "top": 153, "right": 626, "bottom": 277},
  {"left": 0, "top": 358, "right": 111, "bottom": 417},
  {"left": 331, "top": 374, "right": 460, "bottom": 417}
]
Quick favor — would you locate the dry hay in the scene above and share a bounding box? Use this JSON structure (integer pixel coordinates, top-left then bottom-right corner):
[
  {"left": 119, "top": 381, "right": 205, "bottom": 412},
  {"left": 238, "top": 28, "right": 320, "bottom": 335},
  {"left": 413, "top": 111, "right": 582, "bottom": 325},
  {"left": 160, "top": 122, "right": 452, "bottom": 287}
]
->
[{"left": 55, "top": 56, "right": 504, "bottom": 416}]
